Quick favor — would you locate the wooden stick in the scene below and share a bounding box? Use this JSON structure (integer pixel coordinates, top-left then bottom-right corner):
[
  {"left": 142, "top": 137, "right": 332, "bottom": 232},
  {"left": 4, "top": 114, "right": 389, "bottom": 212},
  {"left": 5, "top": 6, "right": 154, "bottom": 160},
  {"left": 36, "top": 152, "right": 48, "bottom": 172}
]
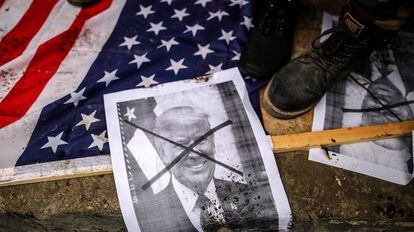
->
[
  {"left": 272, "top": 120, "right": 414, "bottom": 153},
  {"left": 1, "top": 120, "right": 413, "bottom": 187}
]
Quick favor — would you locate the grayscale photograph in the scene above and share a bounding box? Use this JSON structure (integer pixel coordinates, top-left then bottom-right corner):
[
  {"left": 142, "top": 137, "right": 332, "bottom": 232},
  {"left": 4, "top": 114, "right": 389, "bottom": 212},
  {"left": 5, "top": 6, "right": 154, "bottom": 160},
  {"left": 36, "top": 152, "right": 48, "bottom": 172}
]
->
[
  {"left": 104, "top": 69, "right": 291, "bottom": 231},
  {"left": 310, "top": 14, "right": 414, "bottom": 185}
]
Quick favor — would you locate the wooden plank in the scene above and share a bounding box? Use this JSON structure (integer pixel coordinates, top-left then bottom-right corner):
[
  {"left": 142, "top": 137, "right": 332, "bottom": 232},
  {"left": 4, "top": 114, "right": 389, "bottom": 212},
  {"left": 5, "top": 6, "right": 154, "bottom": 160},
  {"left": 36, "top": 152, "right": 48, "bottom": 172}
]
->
[
  {"left": 0, "top": 155, "right": 112, "bottom": 187},
  {"left": 272, "top": 120, "right": 414, "bottom": 153}
]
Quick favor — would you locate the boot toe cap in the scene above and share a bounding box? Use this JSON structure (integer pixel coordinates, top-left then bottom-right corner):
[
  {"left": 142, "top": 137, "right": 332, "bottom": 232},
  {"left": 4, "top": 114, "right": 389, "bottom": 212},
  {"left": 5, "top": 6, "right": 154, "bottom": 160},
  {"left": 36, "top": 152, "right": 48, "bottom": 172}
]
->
[{"left": 267, "top": 57, "right": 327, "bottom": 112}]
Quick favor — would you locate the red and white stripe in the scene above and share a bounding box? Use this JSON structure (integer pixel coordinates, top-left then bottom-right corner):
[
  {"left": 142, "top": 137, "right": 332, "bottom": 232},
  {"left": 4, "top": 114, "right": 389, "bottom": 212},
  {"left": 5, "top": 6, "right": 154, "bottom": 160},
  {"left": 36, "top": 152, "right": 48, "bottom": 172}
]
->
[
  {"left": 0, "top": 0, "right": 126, "bottom": 168},
  {"left": 0, "top": 0, "right": 33, "bottom": 40}
]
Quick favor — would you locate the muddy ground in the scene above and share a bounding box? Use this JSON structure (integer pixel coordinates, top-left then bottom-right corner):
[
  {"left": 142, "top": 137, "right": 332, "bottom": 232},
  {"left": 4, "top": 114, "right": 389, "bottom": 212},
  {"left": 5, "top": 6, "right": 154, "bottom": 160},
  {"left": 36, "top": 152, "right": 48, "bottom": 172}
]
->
[
  {"left": 0, "top": 150, "right": 413, "bottom": 231},
  {"left": 1, "top": 2, "right": 413, "bottom": 231}
]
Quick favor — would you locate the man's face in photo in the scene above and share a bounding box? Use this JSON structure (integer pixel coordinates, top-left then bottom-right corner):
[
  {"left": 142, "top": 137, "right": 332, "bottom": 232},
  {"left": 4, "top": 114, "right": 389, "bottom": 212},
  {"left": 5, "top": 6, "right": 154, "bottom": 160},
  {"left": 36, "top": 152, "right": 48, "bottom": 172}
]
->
[
  {"left": 362, "top": 78, "right": 413, "bottom": 150},
  {"left": 154, "top": 108, "right": 216, "bottom": 192}
]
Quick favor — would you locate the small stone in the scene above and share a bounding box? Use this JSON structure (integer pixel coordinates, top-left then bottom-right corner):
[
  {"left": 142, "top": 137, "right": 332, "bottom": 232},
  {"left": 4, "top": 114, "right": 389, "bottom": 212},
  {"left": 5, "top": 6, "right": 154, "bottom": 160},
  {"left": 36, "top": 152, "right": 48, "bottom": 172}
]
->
[{"left": 335, "top": 176, "right": 342, "bottom": 186}]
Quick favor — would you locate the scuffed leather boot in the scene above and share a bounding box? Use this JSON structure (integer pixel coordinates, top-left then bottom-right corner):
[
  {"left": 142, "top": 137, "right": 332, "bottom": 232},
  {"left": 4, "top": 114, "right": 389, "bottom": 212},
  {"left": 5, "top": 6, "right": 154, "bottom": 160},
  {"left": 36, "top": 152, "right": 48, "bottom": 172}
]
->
[
  {"left": 263, "top": 5, "right": 395, "bottom": 119},
  {"left": 239, "top": 0, "right": 300, "bottom": 80}
]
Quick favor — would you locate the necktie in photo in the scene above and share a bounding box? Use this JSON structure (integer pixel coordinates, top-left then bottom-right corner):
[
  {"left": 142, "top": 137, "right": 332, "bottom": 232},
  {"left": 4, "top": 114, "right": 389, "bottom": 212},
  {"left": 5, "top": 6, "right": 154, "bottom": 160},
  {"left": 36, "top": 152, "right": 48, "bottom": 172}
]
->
[{"left": 196, "top": 194, "right": 221, "bottom": 231}]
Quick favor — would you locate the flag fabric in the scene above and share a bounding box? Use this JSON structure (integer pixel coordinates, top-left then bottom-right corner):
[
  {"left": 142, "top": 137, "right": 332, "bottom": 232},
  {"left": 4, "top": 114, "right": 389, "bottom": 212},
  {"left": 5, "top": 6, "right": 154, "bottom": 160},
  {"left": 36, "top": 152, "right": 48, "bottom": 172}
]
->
[{"left": 0, "top": 0, "right": 266, "bottom": 168}]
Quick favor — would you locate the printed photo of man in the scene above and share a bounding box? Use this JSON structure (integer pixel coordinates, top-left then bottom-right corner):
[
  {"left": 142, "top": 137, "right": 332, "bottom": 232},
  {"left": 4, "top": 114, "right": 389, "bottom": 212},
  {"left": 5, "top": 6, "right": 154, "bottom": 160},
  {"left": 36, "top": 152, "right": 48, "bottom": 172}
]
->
[
  {"left": 340, "top": 48, "right": 413, "bottom": 173},
  {"left": 145, "top": 106, "right": 271, "bottom": 231},
  {"left": 115, "top": 81, "right": 285, "bottom": 231}
]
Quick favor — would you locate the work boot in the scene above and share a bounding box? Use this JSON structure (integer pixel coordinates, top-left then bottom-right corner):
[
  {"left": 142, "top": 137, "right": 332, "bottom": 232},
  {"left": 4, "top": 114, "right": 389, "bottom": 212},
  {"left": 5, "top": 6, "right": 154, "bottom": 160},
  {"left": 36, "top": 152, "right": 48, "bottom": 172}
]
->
[
  {"left": 239, "top": 0, "right": 300, "bottom": 80},
  {"left": 263, "top": 5, "right": 395, "bottom": 119}
]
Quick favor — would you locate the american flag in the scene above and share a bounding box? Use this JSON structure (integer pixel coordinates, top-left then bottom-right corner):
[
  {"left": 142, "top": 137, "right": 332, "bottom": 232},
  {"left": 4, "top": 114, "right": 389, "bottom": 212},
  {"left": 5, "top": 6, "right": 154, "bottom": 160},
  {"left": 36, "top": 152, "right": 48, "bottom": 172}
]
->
[{"left": 0, "top": 0, "right": 266, "bottom": 168}]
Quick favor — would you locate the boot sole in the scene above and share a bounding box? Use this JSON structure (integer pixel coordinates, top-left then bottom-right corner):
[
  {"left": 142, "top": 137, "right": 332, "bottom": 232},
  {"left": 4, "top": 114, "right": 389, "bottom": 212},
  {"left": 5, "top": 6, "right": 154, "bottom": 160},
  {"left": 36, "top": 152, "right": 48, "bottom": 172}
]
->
[{"left": 262, "top": 80, "right": 316, "bottom": 119}]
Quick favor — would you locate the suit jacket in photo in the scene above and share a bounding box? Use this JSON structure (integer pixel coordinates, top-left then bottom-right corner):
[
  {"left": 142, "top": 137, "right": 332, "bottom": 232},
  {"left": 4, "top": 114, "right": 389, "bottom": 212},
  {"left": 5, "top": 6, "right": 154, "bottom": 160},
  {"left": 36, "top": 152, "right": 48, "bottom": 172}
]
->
[{"left": 137, "top": 178, "right": 279, "bottom": 232}]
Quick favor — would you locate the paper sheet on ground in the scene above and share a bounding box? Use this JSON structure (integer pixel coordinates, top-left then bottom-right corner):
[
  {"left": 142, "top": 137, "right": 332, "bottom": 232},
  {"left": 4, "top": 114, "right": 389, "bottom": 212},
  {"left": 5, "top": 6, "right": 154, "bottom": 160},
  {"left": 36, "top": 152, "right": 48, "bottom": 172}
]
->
[
  {"left": 105, "top": 68, "right": 291, "bottom": 231},
  {"left": 309, "top": 13, "right": 414, "bottom": 185}
]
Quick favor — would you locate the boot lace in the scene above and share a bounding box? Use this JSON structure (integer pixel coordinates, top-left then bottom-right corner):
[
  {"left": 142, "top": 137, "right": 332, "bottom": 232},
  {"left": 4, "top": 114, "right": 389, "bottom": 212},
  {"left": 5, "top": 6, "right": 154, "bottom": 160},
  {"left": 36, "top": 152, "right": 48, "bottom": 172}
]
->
[{"left": 310, "top": 26, "right": 369, "bottom": 73}]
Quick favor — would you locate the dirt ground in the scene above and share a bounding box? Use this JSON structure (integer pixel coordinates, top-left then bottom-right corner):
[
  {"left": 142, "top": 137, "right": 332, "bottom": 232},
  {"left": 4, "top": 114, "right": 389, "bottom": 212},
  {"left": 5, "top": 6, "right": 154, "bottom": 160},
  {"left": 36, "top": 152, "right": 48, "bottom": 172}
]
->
[
  {"left": 1, "top": 2, "right": 413, "bottom": 231},
  {"left": 1, "top": 149, "right": 413, "bottom": 231}
]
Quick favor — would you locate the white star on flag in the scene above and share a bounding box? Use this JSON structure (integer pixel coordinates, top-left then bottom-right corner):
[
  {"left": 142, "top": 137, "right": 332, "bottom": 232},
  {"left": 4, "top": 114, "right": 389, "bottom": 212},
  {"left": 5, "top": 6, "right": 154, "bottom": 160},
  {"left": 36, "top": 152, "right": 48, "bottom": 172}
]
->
[
  {"left": 41, "top": 132, "right": 68, "bottom": 154},
  {"left": 218, "top": 29, "right": 236, "bottom": 45},
  {"left": 98, "top": 69, "right": 119, "bottom": 87},
  {"left": 229, "top": 0, "right": 248, "bottom": 8},
  {"left": 76, "top": 110, "right": 100, "bottom": 130},
  {"left": 171, "top": 8, "right": 190, "bottom": 21},
  {"left": 129, "top": 53, "right": 150, "bottom": 69},
  {"left": 240, "top": 16, "right": 253, "bottom": 30},
  {"left": 206, "top": 63, "right": 223, "bottom": 74},
  {"left": 119, "top": 35, "right": 140, "bottom": 50},
  {"left": 137, "top": 74, "right": 159, "bottom": 88},
  {"left": 231, "top": 51, "right": 241, "bottom": 61},
  {"left": 194, "top": 43, "right": 214, "bottom": 59},
  {"left": 195, "top": 0, "right": 212, "bottom": 7},
  {"left": 136, "top": 5, "right": 155, "bottom": 18},
  {"left": 65, "top": 88, "right": 87, "bottom": 107},
  {"left": 88, "top": 130, "right": 108, "bottom": 151},
  {"left": 184, "top": 24, "right": 205, "bottom": 36},
  {"left": 207, "top": 10, "right": 229, "bottom": 22},
  {"left": 166, "top": 58, "right": 187, "bottom": 74},
  {"left": 161, "top": 0, "right": 173, "bottom": 5},
  {"left": 124, "top": 107, "right": 136, "bottom": 121},
  {"left": 147, "top": 21, "right": 167, "bottom": 35},
  {"left": 157, "top": 38, "right": 179, "bottom": 52}
]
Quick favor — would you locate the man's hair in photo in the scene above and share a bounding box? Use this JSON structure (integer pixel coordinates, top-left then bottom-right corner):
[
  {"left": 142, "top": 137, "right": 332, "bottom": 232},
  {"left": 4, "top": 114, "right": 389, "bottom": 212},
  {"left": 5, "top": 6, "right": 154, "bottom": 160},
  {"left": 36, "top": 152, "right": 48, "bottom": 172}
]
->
[{"left": 151, "top": 106, "right": 211, "bottom": 155}]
